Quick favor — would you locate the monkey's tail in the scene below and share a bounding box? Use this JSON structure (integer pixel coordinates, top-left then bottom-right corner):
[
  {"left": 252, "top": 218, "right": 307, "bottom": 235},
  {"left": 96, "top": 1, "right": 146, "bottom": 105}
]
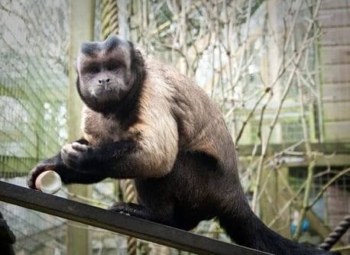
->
[{"left": 218, "top": 202, "right": 340, "bottom": 255}]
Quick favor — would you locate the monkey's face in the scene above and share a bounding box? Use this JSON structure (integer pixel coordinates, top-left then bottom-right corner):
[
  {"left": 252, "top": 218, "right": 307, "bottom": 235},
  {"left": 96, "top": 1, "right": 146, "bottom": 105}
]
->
[{"left": 76, "top": 36, "right": 138, "bottom": 112}]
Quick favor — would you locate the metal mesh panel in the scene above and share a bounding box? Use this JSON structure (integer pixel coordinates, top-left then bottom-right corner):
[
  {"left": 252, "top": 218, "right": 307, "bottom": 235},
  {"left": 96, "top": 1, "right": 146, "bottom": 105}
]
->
[
  {"left": 0, "top": 0, "right": 69, "bottom": 177},
  {"left": 0, "top": 1, "right": 70, "bottom": 253},
  {"left": 290, "top": 167, "right": 350, "bottom": 244}
]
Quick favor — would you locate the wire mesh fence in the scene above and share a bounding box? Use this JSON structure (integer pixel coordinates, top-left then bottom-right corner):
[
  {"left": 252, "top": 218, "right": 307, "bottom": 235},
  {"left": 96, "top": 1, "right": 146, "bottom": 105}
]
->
[
  {"left": 0, "top": 0, "right": 69, "bottom": 177},
  {"left": 290, "top": 167, "right": 350, "bottom": 245},
  {"left": 0, "top": 1, "right": 70, "bottom": 254},
  {"left": 0, "top": 0, "right": 350, "bottom": 254}
]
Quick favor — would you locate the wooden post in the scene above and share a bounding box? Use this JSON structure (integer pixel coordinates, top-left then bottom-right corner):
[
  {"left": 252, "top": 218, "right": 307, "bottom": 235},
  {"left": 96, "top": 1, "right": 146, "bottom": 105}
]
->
[
  {"left": 267, "top": 0, "right": 284, "bottom": 143},
  {"left": 260, "top": 167, "right": 291, "bottom": 238},
  {"left": 67, "top": 1, "right": 95, "bottom": 255}
]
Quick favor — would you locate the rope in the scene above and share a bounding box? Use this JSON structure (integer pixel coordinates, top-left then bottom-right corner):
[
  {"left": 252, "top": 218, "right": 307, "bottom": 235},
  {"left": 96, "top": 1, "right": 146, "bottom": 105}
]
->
[
  {"left": 101, "top": 0, "right": 119, "bottom": 39},
  {"left": 122, "top": 179, "right": 137, "bottom": 255},
  {"left": 319, "top": 215, "right": 350, "bottom": 251},
  {"left": 100, "top": 2, "right": 136, "bottom": 254}
]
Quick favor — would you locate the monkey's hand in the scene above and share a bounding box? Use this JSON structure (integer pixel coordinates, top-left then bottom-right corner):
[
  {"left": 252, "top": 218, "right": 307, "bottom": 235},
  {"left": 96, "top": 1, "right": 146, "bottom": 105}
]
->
[
  {"left": 27, "top": 138, "right": 113, "bottom": 188},
  {"left": 60, "top": 142, "right": 92, "bottom": 170},
  {"left": 27, "top": 160, "right": 64, "bottom": 190},
  {"left": 61, "top": 140, "right": 135, "bottom": 171}
]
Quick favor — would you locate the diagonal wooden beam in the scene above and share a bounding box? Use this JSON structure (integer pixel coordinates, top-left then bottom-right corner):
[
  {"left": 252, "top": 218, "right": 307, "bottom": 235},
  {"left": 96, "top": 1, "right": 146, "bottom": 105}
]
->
[{"left": 0, "top": 181, "right": 270, "bottom": 255}]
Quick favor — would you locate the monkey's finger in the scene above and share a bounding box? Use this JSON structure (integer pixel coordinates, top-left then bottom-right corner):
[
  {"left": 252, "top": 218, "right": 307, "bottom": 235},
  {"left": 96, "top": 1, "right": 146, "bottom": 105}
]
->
[
  {"left": 71, "top": 142, "right": 88, "bottom": 152},
  {"left": 61, "top": 147, "right": 76, "bottom": 163},
  {"left": 61, "top": 144, "right": 73, "bottom": 154},
  {"left": 27, "top": 163, "right": 57, "bottom": 189},
  {"left": 61, "top": 144, "right": 82, "bottom": 159},
  {"left": 60, "top": 147, "right": 71, "bottom": 160}
]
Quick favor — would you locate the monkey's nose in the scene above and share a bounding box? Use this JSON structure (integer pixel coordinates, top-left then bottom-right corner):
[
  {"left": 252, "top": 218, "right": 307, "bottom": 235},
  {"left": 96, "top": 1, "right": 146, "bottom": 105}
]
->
[{"left": 98, "top": 78, "right": 110, "bottom": 84}]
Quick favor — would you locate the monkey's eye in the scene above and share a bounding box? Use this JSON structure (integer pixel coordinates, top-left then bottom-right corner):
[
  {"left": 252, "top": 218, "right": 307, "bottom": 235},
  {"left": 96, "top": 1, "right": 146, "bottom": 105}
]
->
[
  {"left": 87, "top": 66, "right": 100, "bottom": 74},
  {"left": 106, "top": 64, "right": 118, "bottom": 71}
]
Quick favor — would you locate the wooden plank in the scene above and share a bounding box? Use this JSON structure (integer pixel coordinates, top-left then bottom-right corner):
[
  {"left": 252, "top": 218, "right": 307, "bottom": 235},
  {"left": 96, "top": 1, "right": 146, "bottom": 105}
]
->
[
  {"left": 324, "top": 121, "right": 350, "bottom": 142},
  {"left": 320, "top": 27, "right": 350, "bottom": 46},
  {"left": 241, "top": 155, "right": 350, "bottom": 168},
  {"left": 318, "top": 9, "right": 350, "bottom": 28},
  {"left": 323, "top": 101, "right": 350, "bottom": 121},
  {"left": 322, "top": 64, "right": 350, "bottom": 84},
  {"left": 0, "top": 181, "right": 269, "bottom": 255},
  {"left": 286, "top": 155, "right": 350, "bottom": 167},
  {"left": 322, "top": 83, "right": 350, "bottom": 102},
  {"left": 320, "top": 0, "right": 350, "bottom": 10},
  {"left": 237, "top": 143, "right": 350, "bottom": 156},
  {"left": 321, "top": 46, "right": 350, "bottom": 65}
]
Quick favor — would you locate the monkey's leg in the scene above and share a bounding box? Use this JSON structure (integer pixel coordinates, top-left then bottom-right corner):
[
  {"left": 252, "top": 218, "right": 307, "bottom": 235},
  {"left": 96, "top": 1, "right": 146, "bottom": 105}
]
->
[{"left": 109, "top": 202, "right": 176, "bottom": 226}]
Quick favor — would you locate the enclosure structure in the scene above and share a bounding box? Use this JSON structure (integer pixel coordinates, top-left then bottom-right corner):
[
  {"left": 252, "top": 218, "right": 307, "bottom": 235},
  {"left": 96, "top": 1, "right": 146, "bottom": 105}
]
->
[
  {"left": 230, "top": 0, "right": 350, "bottom": 248},
  {"left": 0, "top": 0, "right": 349, "bottom": 254}
]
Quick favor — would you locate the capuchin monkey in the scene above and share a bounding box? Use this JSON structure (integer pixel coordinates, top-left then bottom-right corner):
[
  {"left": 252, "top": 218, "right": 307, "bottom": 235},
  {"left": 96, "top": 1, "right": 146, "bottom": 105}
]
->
[{"left": 27, "top": 35, "right": 339, "bottom": 255}]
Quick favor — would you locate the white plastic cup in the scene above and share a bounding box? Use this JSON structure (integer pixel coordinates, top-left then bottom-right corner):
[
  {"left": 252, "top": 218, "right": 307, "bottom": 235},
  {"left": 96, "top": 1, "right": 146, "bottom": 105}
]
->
[{"left": 35, "top": 170, "right": 62, "bottom": 194}]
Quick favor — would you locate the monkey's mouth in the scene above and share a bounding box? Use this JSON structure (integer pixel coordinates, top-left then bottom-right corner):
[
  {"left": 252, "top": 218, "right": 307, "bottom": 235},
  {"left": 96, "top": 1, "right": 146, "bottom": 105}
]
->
[
  {"left": 101, "top": 85, "right": 114, "bottom": 91},
  {"left": 91, "top": 85, "right": 116, "bottom": 95},
  {"left": 89, "top": 85, "right": 126, "bottom": 101}
]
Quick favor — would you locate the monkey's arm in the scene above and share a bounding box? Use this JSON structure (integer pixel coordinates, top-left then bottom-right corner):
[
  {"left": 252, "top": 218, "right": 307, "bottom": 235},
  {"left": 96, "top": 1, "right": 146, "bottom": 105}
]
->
[
  {"left": 62, "top": 133, "right": 178, "bottom": 179},
  {"left": 61, "top": 113, "right": 179, "bottom": 179},
  {"left": 27, "top": 139, "right": 134, "bottom": 188},
  {"left": 60, "top": 140, "right": 135, "bottom": 171},
  {"left": 27, "top": 151, "right": 106, "bottom": 188}
]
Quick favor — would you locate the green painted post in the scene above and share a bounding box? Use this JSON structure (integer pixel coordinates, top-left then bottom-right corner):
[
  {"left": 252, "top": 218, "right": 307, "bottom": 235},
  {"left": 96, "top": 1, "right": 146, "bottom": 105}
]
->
[{"left": 67, "top": 1, "right": 95, "bottom": 255}]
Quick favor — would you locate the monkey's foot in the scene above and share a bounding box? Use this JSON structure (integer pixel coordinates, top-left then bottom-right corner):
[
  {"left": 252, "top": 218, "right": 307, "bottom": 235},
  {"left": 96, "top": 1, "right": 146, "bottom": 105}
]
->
[
  {"left": 108, "top": 202, "right": 159, "bottom": 222},
  {"left": 109, "top": 202, "right": 142, "bottom": 216},
  {"left": 108, "top": 202, "right": 177, "bottom": 227}
]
